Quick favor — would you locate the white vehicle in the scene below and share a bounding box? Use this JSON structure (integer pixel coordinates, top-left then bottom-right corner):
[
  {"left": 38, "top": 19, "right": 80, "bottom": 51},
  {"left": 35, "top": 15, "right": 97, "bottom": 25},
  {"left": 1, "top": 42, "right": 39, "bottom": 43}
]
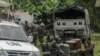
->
[{"left": 0, "top": 21, "right": 40, "bottom": 56}]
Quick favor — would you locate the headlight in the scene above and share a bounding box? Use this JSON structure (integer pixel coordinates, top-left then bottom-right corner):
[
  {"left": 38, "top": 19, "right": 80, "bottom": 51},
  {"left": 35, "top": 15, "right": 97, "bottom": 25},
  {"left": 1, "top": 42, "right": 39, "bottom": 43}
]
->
[
  {"left": 30, "top": 51, "right": 40, "bottom": 56},
  {"left": 0, "top": 48, "right": 6, "bottom": 56}
]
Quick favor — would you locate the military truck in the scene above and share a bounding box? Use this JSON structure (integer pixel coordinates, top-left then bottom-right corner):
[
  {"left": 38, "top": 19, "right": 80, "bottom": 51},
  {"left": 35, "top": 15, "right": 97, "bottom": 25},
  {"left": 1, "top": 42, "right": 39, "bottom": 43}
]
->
[
  {"left": 54, "top": 6, "right": 90, "bottom": 39},
  {"left": 53, "top": 6, "right": 94, "bottom": 56}
]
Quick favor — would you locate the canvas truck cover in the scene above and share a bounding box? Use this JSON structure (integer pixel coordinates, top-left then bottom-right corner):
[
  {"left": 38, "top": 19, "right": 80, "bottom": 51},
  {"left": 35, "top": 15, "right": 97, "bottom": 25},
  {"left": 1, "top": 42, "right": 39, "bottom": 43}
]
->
[
  {"left": 55, "top": 6, "right": 85, "bottom": 19},
  {"left": 14, "top": 11, "right": 34, "bottom": 25}
]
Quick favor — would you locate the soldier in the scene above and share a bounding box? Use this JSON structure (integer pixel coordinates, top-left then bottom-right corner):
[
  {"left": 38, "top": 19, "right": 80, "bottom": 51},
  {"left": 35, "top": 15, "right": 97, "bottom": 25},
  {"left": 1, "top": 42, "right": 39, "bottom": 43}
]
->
[
  {"left": 31, "top": 20, "right": 39, "bottom": 45},
  {"left": 38, "top": 19, "right": 45, "bottom": 46},
  {"left": 24, "top": 21, "right": 30, "bottom": 35},
  {"left": 50, "top": 41, "right": 57, "bottom": 56},
  {"left": 46, "top": 31, "right": 51, "bottom": 43},
  {"left": 42, "top": 43, "right": 51, "bottom": 56},
  {"left": 86, "top": 38, "right": 94, "bottom": 56},
  {"left": 50, "top": 41, "right": 64, "bottom": 56}
]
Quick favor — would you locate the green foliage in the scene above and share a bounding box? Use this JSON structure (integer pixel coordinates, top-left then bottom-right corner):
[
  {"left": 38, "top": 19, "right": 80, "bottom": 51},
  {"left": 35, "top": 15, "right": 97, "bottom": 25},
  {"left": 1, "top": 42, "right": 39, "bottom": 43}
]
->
[
  {"left": 10, "top": 0, "right": 77, "bottom": 15},
  {"left": 91, "top": 33, "right": 100, "bottom": 56}
]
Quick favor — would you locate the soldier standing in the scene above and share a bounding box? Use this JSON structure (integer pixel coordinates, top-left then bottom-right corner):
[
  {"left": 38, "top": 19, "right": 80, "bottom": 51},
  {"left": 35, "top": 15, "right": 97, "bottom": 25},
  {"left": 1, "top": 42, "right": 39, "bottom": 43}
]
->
[
  {"left": 24, "top": 21, "right": 30, "bottom": 35},
  {"left": 31, "top": 20, "right": 39, "bottom": 46},
  {"left": 38, "top": 19, "right": 45, "bottom": 46},
  {"left": 46, "top": 32, "right": 51, "bottom": 43}
]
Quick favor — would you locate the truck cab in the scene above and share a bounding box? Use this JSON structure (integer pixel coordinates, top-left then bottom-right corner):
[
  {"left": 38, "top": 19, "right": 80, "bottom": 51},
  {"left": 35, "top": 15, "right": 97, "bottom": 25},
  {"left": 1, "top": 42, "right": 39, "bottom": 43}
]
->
[{"left": 0, "top": 21, "right": 40, "bottom": 56}]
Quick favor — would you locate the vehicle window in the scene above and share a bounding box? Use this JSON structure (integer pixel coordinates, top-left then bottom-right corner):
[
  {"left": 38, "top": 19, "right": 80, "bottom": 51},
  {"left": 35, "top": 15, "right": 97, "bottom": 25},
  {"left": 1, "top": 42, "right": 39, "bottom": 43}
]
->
[{"left": 0, "top": 25, "right": 28, "bottom": 41}]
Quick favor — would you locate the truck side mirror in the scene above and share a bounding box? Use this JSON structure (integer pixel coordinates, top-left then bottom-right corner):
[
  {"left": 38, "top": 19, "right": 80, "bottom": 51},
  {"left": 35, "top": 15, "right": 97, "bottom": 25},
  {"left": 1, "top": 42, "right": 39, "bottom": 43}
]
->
[{"left": 28, "top": 36, "right": 33, "bottom": 42}]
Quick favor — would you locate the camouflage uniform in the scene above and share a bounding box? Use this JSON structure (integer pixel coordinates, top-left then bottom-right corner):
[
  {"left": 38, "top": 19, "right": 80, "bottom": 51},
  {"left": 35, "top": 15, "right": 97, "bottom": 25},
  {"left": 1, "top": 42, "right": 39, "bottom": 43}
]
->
[
  {"left": 31, "top": 22, "right": 39, "bottom": 45},
  {"left": 46, "top": 32, "right": 51, "bottom": 43},
  {"left": 38, "top": 22, "right": 45, "bottom": 46},
  {"left": 24, "top": 21, "right": 30, "bottom": 35}
]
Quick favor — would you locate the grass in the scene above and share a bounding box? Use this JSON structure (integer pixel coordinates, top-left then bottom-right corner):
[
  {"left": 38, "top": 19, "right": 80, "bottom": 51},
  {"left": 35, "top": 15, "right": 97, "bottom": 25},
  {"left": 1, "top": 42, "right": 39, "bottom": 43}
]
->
[{"left": 91, "top": 33, "right": 100, "bottom": 56}]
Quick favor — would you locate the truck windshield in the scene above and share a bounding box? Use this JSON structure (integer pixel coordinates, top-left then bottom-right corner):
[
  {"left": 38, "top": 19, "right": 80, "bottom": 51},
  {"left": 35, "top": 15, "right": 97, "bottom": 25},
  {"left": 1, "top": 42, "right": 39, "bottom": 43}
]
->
[{"left": 0, "top": 25, "right": 28, "bottom": 42}]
